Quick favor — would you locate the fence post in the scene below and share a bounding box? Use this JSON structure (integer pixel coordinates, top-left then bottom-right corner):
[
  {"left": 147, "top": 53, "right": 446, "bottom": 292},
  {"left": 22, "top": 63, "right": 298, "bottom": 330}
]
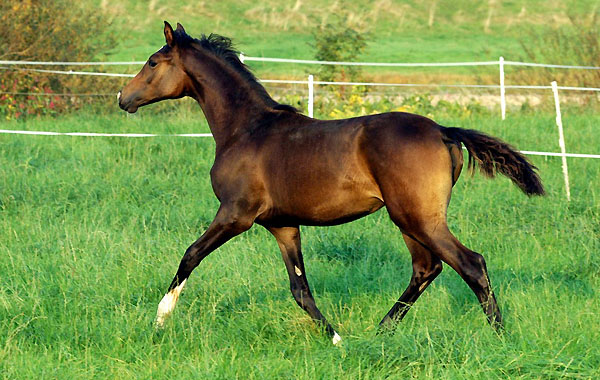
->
[
  {"left": 499, "top": 56, "right": 506, "bottom": 120},
  {"left": 308, "top": 74, "right": 314, "bottom": 118},
  {"left": 551, "top": 81, "right": 571, "bottom": 201},
  {"left": 239, "top": 53, "right": 245, "bottom": 64}
]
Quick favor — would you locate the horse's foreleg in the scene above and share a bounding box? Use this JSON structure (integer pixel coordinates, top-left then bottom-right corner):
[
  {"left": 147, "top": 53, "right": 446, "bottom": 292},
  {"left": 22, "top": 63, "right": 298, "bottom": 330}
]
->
[
  {"left": 378, "top": 233, "right": 442, "bottom": 331},
  {"left": 267, "top": 226, "right": 341, "bottom": 345},
  {"left": 154, "top": 206, "right": 253, "bottom": 328}
]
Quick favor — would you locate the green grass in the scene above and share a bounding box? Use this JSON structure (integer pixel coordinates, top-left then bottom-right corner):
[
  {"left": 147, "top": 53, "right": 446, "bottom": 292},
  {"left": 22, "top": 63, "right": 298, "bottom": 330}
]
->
[
  {"left": 2, "top": 1, "right": 599, "bottom": 377},
  {"left": 1, "top": 107, "right": 599, "bottom": 378},
  {"left": 91, "top": 0, "right": 599, "bottom": 80}
]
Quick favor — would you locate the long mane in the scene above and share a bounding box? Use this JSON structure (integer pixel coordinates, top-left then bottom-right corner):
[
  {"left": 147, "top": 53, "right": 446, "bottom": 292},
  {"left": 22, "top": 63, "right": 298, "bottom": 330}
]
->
[{"left": 177, "top": 31, "right": 298, "bottom": 113}]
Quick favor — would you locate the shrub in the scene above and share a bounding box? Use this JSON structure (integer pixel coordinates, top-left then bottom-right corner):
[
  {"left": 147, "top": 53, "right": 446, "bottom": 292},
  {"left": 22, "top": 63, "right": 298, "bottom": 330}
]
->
[
  {"left": 311, "top": 19, "right": 368, "bottom": 98},
  {"left": 0, "top": 0, "right": 117, "bottom": 119}
]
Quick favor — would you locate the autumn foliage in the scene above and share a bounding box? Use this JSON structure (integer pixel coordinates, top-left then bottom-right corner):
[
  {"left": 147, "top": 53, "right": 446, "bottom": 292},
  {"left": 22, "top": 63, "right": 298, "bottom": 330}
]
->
[{"left": 0, "top": 0, "right": 116, "bottom": 119}]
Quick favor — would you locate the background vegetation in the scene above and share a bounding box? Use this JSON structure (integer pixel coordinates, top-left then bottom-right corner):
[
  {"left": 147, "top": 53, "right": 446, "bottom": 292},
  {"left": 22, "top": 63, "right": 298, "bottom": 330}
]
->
[
  {"left": 0, "top": 0, "right": 116, "bottom": 118},
  {"left": 2, "top": 0, "right": 600, "bottom": 119},
  {"left": 1, "top": 1, "right": 599, "bottom": 379}
]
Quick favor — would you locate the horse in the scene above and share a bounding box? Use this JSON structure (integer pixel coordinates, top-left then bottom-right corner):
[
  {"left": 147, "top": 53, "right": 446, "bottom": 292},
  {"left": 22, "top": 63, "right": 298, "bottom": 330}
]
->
[{"left": 118, "top": 22, "right": 544, "bottom": 345}]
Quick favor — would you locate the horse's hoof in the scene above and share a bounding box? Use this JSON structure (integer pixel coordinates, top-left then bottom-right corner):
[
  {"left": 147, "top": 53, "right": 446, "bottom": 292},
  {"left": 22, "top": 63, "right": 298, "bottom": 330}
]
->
[{"left": 332, "top": 331, "right": 342, "bottom": 345}]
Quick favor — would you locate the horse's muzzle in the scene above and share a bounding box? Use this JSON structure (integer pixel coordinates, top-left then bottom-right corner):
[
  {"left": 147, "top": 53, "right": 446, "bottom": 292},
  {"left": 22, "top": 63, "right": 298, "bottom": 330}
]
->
[{"left": 117, "top": 90, "right": 138, "bottom": 113}]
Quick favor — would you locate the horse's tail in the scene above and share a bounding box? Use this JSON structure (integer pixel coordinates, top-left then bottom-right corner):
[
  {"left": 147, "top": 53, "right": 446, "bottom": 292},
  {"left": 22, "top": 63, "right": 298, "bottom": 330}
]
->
[{"left": 442, "top": 127, "right": 545, "bottom": 196}]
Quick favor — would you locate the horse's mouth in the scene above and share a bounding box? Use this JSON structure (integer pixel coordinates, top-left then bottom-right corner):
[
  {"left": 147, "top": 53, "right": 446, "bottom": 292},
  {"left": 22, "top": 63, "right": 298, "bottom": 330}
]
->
[
  {"left": 119, "top": 102, "right": 138, "bottom": 113},
  {"left": 117, "top": 92, "right": 139, "bottom": 113},
  {"left": 124, "top": 105, "right": 138, "bottom": 114}
]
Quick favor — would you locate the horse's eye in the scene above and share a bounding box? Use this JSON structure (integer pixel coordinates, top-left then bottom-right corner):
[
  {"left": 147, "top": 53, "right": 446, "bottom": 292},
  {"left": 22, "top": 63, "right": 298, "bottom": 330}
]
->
[{"left": 149, "top": 60, "right": 158, "bottom": 68}]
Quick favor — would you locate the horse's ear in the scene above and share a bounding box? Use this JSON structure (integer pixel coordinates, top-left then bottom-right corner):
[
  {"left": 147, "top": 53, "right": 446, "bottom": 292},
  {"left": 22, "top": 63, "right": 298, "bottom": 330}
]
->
[
  {"left": 164, "top": 21, "right": 175, "bottom": 47},
  {"left": 176, "top": 22, "right": 186, "bottom": 34}
]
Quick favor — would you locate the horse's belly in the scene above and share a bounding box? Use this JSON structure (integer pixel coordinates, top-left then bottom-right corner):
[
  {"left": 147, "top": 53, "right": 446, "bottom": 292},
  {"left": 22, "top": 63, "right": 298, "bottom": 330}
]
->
[{"left": 259, "top": 189, "right": 384, "bottom": 227}]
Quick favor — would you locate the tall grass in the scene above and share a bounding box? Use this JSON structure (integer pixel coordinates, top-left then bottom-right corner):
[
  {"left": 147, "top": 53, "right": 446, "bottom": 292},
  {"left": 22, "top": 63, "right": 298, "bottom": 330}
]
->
[
  {"left": 0, "top": 108, "right": 598, "bottom": 378},
  {"left": 515, "top": 11, "right": 600, "bottom": 89}
]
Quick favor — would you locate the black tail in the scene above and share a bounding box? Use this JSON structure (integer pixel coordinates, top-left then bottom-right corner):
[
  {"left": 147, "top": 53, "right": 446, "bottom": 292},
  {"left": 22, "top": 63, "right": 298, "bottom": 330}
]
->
[{"left": 442, "top": 127, "right": 545, "bottom": 196}]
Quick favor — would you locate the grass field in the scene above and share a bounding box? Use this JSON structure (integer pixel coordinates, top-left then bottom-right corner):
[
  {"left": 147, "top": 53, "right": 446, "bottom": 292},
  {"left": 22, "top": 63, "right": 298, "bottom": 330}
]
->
[
  {"left": 1, "top": 107, "right": 599, "bottom": 378},
  {"left": 2, "top": 0, "right": 600, "bottom": 378}
]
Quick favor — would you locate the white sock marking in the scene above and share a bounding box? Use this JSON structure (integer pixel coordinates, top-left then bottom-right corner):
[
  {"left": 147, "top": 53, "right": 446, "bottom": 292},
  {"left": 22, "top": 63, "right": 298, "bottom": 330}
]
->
[
  {"left": 155, "top": 279, "right": 187, "bottom": 328},
  {"left": 332, "top": 331, "right": 342, "bottom": 345},
  {"left": 294, "top": 266, "right": 302, "bottom": 276}
]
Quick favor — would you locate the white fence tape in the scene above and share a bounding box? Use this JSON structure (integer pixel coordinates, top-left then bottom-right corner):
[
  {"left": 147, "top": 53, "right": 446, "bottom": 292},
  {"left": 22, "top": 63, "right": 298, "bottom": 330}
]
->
[
  {"left": 244, "top": 56, "right": 600, "bottom": 70},
  {"left": 0, "top": 60, "right": 146, "bottom": 66},
  {"left": 0, "top": 129, "right": 211, "bottom": 137},
  {"left": 0, "top": 66, "right": 135, "bottom": 77},
  {"left": 0, "top": 91, "right": 113, "bottom": 97},
  {"left": 0, "top": 129, "right": 598, "bottom": 160},
  {"left": 518, "top": 150, "right": 600, "bottom": 159},
  {"left": 3, "top": 66, "right": 600, "bottom": 92},
  {"left": 242, "top": 57, "right": 501, "bottom": 67},
  {"left": 5, "top": 66, "right": 599, "bottom": 92}
]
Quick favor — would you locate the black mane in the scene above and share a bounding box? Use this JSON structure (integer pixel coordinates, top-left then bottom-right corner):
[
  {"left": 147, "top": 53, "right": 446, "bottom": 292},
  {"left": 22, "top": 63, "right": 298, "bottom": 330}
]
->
[
  {"left": 196, "top": 34, "right": 257, "bottom": 84},
  {"left": 178, "top": 31, "right": 298, "bottom": 113}
]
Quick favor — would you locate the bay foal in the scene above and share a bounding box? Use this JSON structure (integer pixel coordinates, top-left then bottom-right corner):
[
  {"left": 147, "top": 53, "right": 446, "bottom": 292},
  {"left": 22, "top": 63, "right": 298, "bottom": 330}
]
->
[{"left": 118, "top": 22, "right": 544, "bottom": 344}]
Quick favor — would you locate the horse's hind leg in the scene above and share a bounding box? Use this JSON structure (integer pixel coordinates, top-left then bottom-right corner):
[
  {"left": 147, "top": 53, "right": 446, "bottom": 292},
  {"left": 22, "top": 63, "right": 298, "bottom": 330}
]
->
[
  {"left": 427, "top": 229, "right": 503, "bottom": 329},
  {"left": 267, "top": 226, "right": 341, "bottom": 345},
  {"left": 369, "top": 130, "right": 501, "bottom": 330},
  {"left": 405, "top": 224, "right": 503, "bottom": 330},
  {"left": 379, "top": 233, "right": 442, "bottom": 329}
]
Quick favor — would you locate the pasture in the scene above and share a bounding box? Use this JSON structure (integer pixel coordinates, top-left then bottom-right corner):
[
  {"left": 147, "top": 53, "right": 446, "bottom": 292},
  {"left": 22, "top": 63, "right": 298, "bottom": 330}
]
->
[
  {"left": 2, "top": 0, "right": 600, "bottom": 378},
  {"left": 1, "top": 109, "right": 599, "bottom": 378}
]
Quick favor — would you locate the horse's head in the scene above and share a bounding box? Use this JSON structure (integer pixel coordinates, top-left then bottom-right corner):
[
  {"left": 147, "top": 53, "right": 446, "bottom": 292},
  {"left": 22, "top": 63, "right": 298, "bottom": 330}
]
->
[{"left": 118, "top": 22, "right": 191, "bottom": 113}]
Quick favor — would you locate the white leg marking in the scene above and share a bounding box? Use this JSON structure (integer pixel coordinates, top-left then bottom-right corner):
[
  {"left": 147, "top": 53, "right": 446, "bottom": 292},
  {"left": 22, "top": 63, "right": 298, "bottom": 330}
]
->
[
  {"left": 294, "top": 266, "right": 302, "bottom": 276},
  {"left": 418, "top": 280, "right": 429, "bottom": 292},
  {"left": 154, "top": 279, "right": 187, "bottom": 328},
  {"left": 332, "top": 331, "right": 342, "bottom": 345}
]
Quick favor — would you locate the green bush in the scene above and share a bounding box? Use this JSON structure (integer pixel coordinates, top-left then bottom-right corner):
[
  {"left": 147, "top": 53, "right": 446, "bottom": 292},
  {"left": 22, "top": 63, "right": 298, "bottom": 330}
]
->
[
  {"left": 0, "top": 0, "right": 117, "bottom": 119},
  {"left": 311, "top": 19, "right": 368, "bottom": 98}
]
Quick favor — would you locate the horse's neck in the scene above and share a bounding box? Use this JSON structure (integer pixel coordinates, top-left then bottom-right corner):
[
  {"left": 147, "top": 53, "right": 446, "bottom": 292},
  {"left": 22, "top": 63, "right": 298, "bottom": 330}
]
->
[{"left": 183, "top": 52, "right": 274, "bottom": 148}]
